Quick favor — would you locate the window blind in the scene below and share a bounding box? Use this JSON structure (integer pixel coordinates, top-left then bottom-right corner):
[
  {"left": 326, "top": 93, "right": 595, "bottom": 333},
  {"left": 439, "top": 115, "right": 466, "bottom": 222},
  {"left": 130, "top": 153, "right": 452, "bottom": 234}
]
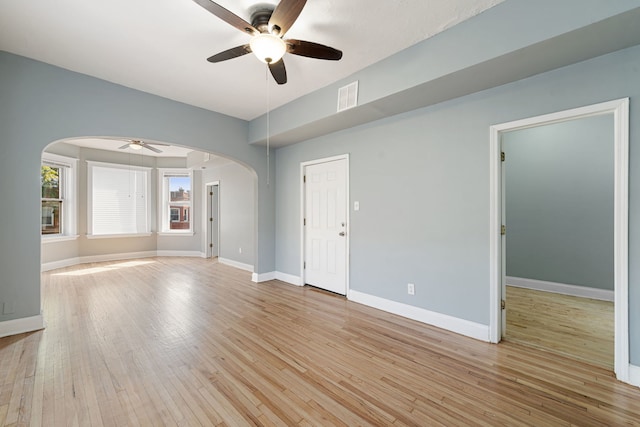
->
[{"left": 90, "top": 164, "right": 149, "bottom": 235}]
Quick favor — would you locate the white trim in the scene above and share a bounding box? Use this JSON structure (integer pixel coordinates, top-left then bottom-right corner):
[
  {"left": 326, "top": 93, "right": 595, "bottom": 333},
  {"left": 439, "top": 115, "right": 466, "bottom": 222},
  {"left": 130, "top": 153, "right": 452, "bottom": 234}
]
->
[
  {"left": 252, "top": 271, "right": 276, "bottom": 283},
  {"left": 158, "top": 168, "right": 194, "bottom": 234},
  {"left": 506, "top": 277, "right": 614, "bottom": 302},
  {"left": 41, "top": 152, "right": 78, "bottom": 238},
  {"left": 300, "top": 154, "right": 350, "bottom": 295},
  {"left": 85, "top": 160, "right": 153, "bottom": 171},
  {"left": 156, "top": 232, "right": 195, "bottom": 237},
  {"left": 41, "top": 234, "right": 79, "bottom": 244},
  {"left": 0, "top": 314, "right": 45, "bottom": 338},
  {"left": 489, "top": 98, "right": 630, "bottom": 384},
  {"left": 41, "top": 257, "right": 82, "bottom": 272},
  {"left": 274, "top": 271, "right": 303, "bottom": 286},
  {"left": 86, "top": 233, "right": 153, "bottom": 239},
  {"left": 349, "top": 290, "right": 489, "bottom": 342},
  {"left": 41, "top": 251, "right": 206, "bottom": 272},
  {"left": 218, "top": 257, "right": 253, "bottom": 272},
  {"left": 156, "top": 250, "right": 204, "bottom": 258},
  {"left": 79, "top": 251, "right": 157, "bottom": 264},
  {"left": 629, "top": 364, "right": 640, "bottom": 388}
]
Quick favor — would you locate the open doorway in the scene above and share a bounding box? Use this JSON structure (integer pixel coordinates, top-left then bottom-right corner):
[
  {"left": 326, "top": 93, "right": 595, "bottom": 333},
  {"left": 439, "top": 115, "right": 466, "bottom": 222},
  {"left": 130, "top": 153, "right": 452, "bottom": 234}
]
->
[
  {"left": 501, "top": 114, "right": 615, "bottom": 368},
  {"left": 489, "top": 99, "right": 630, "bottom": 383}
]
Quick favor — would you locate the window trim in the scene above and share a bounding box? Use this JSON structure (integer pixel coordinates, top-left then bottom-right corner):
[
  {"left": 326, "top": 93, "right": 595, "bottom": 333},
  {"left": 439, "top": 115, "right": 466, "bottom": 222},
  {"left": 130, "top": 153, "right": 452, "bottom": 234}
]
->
[
  {"left": 41, "top": 153, "right": 78, "bottom": 242},
  {"left": 158, "top": 168, "right": 193, "bottom": 234}
]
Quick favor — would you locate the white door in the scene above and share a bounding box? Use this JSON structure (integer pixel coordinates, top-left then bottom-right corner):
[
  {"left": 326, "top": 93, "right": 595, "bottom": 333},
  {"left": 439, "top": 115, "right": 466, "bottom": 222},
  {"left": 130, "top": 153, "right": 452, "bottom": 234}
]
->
[{"left": 304, "top": 158, "right": 348, "bottom": 295}]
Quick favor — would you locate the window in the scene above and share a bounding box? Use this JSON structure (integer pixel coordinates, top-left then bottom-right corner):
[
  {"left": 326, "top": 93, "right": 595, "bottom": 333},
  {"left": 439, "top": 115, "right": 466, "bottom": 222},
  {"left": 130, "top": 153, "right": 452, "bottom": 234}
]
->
[
  {"left": 41, "top": 154, "right": 77, "bottom": 239},
  {"left": 159, "top": 169, "right": 192, "bottom": 233},
  {"left": 87, "top": 161, "right": 151, "bottom": 237}
]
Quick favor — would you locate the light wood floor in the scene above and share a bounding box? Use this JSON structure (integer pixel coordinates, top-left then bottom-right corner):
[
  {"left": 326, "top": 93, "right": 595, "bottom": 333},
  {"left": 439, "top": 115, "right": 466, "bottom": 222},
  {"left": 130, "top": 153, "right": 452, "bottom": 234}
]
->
[
  {"left": 505, "top": 286, "right": 614, "bottom": 370},
  {"left": 1, "top": 258, "right": 639, "bottom": 426}
]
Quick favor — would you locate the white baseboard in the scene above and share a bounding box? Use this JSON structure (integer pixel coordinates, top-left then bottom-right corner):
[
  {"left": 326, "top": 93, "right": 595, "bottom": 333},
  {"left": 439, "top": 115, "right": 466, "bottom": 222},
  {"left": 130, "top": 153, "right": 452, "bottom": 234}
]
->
[
  {"left": 348, "top": 290, "right": 490, "bottom": 342},
  {"left": 80, "top": 251, "right": 158, "bottom": 265},
  {"left": 506, "top": 276, "right": 614, "bottom": 302},
  {"left": 629, "top": 364, "right": 640, "bottom": 388},
  {"left": 219, "top": 257, "right": 254, "bottom": 273},
  {"left": 156, "top": 250, "right": 204, "bottom": 258},
  {"left": 252, "top": 271, "right": 276, "bottom": 282},
  {"left": 41, "top": 257, "right": 81, "bottom": 272},
  {"left": 0, "top": 314, "right": 45, "bottom": 338},
  {"left": 274, "top": 272, "right": 303, "bottom": 286},
  {"left": 42, "top": 251, "right": 206, "bottom": 272}
]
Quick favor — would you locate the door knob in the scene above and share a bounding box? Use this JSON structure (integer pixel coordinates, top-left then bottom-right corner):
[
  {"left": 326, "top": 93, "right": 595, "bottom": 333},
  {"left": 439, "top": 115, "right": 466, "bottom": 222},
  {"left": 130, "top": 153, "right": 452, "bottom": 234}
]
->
[{"left": 339, "top": 231, "right": 346, "bottom": 236}]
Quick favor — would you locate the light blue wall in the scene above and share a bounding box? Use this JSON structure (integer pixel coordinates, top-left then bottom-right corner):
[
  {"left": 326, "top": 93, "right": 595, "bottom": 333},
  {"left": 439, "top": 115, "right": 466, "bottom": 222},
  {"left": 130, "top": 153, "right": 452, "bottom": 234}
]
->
[
  {"left": 275, "top": 44, "right": 640, "bottom": 364},
  {"left": 0, "top": 51, "right": 276, "bottom": 325},
  {"left": 503, "top": 116, "right": 614, "bottom": 290},
  {"left": 2, "top": 0, "right": 640, "bottom": 368},
  {"left": 202, "top": 162, "right": 256, "bottom": 266}
]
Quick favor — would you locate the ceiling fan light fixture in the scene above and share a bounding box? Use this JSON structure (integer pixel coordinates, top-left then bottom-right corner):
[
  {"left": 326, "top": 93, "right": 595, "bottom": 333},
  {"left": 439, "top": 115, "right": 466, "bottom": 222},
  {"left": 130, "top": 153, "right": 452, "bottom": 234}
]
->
[
  {"left": 249, "top": 33, "right": 286, "bottom": 64},
  {"left": 129, "top": 142, "right": 143, "bottom": 150}
]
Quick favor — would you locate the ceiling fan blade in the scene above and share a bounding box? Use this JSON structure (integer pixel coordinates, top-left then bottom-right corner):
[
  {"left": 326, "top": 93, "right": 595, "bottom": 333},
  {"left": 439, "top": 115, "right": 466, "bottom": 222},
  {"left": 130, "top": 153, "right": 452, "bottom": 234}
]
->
[
  {"left": 192, "top": 0, "right": 259, "bottom": 36},
  {"left": 269, "top": 0, "right": 306, "bottom": 37},
  {"left": 286, "top": 39, "right": 342, "bottom": 60},
  {"left": 268, "top": 60, "right": 287, "bottom": 85},
  {"left": 207, "top": 44, "right": 252, "bottom": 63},
  {"left": 143, "top": 144, "right": 162, "bottom": 154},
  {"left": 119, "top": 143, "right": 130, "bottom": 149}
]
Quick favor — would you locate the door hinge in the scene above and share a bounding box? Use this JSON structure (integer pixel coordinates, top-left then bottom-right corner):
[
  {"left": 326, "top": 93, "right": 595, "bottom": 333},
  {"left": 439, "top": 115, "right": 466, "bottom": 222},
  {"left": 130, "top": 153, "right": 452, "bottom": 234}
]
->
[
  {"left": 303, "top": 218, "right": 306, "bottom": 226},
  {"left": 303, "top": 175, "right": 306, "bottom": 183},
  {"left": 209, "top": 243, "right": 213, "bottom": 248},
  {"left": 210, "top": 191, "right": 213, "bottom": 195},
  {"left": 501, "top": 299, "right": 506, "bottom": 310},
  {"left": 501, "top": 151, "right": 505, "bottom": 162},
  {"left": 303, "top": 261, "right": 306, "bottom": 269},
  {"left": 501, "top": 225, "right": 506, "bottom": 235},
  {"left": 209, "top": 217, "right": 213, "bottom": 222}
]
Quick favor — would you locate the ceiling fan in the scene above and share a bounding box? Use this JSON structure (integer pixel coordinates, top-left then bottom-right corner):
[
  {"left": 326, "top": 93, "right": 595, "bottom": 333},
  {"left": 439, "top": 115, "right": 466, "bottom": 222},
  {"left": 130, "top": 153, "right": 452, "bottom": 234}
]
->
[
  {"left": 193, "top": 0, "right": 343, "bottom": 84},
  {"left": 118, "top": 139, "right": 169, "bottom": 154}
]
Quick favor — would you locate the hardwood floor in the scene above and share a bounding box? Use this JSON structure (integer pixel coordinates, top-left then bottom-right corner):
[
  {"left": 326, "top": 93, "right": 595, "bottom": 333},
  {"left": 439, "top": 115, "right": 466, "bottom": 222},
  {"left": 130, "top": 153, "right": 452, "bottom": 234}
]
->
[
  {"left": 1, "top": 258, "right": 639, "bottom": 426},
  {"left": 505, "top": 285, "right": 614, "bottom": 370}
]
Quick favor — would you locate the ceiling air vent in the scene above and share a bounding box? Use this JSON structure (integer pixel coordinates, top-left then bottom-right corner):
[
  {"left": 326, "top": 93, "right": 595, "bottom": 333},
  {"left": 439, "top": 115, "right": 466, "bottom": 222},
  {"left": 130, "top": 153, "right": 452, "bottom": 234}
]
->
[{"left": 337, "top": 81, "right": 358, "bottom": 112}]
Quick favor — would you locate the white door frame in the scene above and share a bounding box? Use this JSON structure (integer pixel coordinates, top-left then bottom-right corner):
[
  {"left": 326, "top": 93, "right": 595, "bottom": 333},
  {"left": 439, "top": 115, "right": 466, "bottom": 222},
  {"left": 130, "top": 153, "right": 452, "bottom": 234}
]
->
[
  {"left": 300, "top": 154, "right": 350, "bottom": 293},
  {"left": 203, "top": 181, "right": 220, "bottom": 258},
  {"left": 488, "top": 98, "right": 629, "bottom": 383}
]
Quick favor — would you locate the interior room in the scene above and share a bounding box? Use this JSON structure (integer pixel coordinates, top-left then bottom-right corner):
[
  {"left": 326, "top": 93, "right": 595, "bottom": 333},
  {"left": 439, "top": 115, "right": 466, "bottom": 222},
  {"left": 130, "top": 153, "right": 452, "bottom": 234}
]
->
[{"left": 2, "top": 0, "right": 640, "bottom": 424}]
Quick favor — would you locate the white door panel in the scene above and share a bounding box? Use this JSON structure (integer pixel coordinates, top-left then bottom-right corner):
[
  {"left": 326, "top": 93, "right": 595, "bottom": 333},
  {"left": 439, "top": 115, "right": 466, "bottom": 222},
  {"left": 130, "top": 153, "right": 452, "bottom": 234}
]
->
[{"left": 304, "top": 158, "right": 347, "bottom": 295}]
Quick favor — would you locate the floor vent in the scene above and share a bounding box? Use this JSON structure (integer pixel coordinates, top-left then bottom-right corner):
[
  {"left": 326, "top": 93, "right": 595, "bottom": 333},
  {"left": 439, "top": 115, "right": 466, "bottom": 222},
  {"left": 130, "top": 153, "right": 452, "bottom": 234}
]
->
[{"left": 337, "top": 81, "right": 358, "bottom": 112}]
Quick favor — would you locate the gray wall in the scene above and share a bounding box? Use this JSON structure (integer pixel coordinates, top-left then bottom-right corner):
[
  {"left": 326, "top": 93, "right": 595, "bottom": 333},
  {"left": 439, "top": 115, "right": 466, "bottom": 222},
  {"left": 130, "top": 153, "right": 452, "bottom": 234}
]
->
[
  {"left": 503, "top": 116, "right": 614, "bottom": 290},
  {"left": 202, "top": 162, "right": 256, "bottom": 267},
  {"left": 0, "top": 51, "right": 276, "bottom": 327},
  {"left": 275, "top": 45, "right": 640, "bottom": 363},
  {"left": 2, "top": 0, "right": 640, "bottom": 367}
]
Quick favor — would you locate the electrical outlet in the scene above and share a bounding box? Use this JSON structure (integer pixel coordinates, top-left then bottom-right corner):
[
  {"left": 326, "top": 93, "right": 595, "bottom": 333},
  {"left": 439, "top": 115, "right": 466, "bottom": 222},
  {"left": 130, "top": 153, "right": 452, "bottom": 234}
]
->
[
  {"left": 238, "top": 247, "right": 242, "bottom": 254},
  {"left": 407, "top": 283, "right": 415, "bottom": 295}
]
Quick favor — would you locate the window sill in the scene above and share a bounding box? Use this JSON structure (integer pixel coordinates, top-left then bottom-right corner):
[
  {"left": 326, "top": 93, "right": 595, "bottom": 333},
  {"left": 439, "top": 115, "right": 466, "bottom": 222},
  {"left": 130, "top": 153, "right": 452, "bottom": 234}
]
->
[
  {"left": 157, "top": 231, "right": 195, "bottom": 237},
  {"left": 86, "top": 233, "right": 153, "bottom": 240},
  {"left": 41, "top": 234, "right": 79, "bottom": 244}
]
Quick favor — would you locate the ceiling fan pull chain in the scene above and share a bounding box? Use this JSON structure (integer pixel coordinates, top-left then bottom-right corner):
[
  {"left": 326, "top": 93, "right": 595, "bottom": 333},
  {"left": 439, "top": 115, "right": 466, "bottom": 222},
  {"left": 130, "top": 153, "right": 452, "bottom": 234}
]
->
[{"left": 265, "top": 64, "right": 271, "bottom": 186}]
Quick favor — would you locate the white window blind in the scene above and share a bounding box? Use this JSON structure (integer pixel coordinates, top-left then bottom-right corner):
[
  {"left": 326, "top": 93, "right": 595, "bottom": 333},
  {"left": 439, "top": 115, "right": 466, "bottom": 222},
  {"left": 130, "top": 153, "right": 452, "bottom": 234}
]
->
[{"left": 88, "top": 162, "right": 151, "bottom": 236}]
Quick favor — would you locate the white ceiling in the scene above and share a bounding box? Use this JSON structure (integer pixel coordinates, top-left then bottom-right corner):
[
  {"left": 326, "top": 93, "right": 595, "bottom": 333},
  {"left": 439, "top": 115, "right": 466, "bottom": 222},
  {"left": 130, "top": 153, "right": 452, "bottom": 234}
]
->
[{"left": 0, "top": 0, "right": 503, "bottom": 122}]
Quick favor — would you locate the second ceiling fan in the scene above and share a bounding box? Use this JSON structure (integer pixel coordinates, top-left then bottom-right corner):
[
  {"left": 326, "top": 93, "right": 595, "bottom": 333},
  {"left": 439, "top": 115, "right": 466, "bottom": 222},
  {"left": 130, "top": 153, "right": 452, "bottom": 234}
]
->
[{"left": 193, "top": 0, "right": 343, "bottom": 84}]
